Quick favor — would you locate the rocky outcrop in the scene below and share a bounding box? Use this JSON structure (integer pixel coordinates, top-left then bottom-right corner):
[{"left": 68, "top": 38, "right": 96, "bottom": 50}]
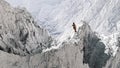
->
[
  {"left": 0, "top": 0, "right": 52, "bottom": 56},
  {"left": 79, "top": 23, "right": 110, "bottom": 68}
]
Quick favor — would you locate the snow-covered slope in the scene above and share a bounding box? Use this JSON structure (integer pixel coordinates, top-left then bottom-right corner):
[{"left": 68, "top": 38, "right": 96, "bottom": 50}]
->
[{"left": 6, "top": 0, "right": 120, "bottom": 37}]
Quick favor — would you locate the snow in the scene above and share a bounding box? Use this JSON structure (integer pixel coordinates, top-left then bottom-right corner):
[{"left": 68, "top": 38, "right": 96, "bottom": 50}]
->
[
  {"left": 6, "top": 0, "right": 120, "bottom": 38},
  {"left": 5, "top": 0, "right": 120, "bottom": 56},
  {"left": 97, "top": 32, "right": 119, "bottom": 56}
]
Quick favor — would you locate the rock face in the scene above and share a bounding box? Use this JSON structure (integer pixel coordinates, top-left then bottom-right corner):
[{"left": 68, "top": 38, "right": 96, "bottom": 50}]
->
[
  {"left": 79, "top": 23, "right": 110, "bottom": 68},
  {"left": 0, "top": 0, "right": 120, "bottom": 68},
  {"left": 0, "top": 0, "right": 52, "bottom": 56}
]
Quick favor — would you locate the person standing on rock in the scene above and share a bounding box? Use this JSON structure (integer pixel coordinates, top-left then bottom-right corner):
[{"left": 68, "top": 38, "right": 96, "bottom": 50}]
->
[{"left": 72, "top": 22, "right": 77, "bottom": 32}]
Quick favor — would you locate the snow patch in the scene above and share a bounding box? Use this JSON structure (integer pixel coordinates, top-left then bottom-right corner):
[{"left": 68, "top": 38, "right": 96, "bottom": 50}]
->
[{"left": 97, "top": 32, "right": 119, "bottom": 56}]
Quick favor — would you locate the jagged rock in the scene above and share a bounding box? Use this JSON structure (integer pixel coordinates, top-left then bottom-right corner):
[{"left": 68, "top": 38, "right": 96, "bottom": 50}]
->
[
  {"left": 0, "top": 20, "right": 110, "bottom": 68},
  {"left": 105, "top": 40, "right": 120, "bottom": 68},
  {"left": 79, "top": 23, "right": 110, "bottom": 68},
  {"left": 0, "top": 0, "right": 52, "bottom": 56},
  {"left": 30, "top": 23, "right": 110, "bottom": 68}
]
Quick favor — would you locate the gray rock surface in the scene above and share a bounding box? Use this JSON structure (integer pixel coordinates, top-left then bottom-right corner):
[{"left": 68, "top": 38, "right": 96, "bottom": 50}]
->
[
  {"left": 0, "top": 0, "right": 120, "bottom": 68},
  {"left": 0, "top": 0, "right": 52, "bottom": 56}
]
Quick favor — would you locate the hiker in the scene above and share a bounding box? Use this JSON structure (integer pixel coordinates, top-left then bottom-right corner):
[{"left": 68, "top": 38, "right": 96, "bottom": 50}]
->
[{"left": 72, "top": 22, "right": 77, "bottom": 32}]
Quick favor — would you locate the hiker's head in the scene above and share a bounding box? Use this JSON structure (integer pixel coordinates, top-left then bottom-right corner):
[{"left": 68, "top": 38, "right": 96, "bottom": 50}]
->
[{"left": 73, "top": 22, "right": 75, "bottom": 24}]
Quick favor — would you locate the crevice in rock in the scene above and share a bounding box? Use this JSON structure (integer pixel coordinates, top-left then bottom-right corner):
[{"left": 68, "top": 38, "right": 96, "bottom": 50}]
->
[
  {"left": 19, "top": 29, "right": 29, "bottom": 45},
  {"left": 33, "top": 31, "right": 35, "bottom": 36},
  {"left": 0, "top": 34, "right": 3, "bottom": 39},
  {"left": 0, "top": 46, "right": 4, "bottom": 51}
]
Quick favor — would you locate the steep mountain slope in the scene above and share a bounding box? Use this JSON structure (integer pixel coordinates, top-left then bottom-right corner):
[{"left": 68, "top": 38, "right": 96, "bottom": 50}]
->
[{"left": 6, "top": 0, "right": 120, "bottom": 41}]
